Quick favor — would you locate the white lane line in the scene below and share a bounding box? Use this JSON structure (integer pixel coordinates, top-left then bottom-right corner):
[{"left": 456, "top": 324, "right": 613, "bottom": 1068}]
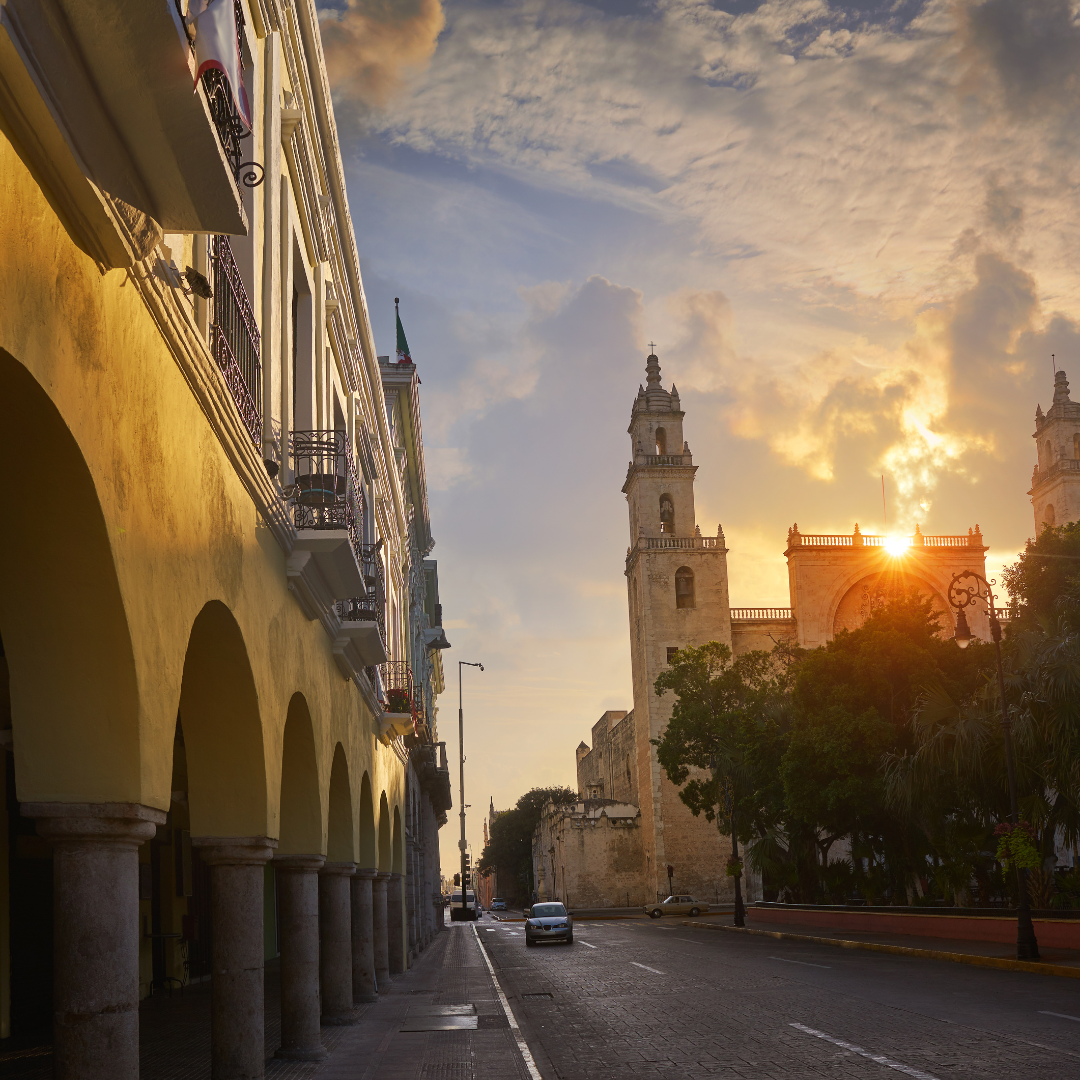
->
[
  {"left": 472, "top": 925, "right": 543, "bottom": 1080},
  {"left": 630, "top": 961, "right": 664, "bottom": 974},
  {"left": 790, "top": 1023, "right": 941, "bottom": 1080},
  {"left": 579, "top": 941, "right": 598, "bottom": 949},
  {"left": 1040, "top": 1011, "right": 1080, "bottom": 1023},
  {"left": 770, "top": 956, "right": 831, "bottom": 969}
]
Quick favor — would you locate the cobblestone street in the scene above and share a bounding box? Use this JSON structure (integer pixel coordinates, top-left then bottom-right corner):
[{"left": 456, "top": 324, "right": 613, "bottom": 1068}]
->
[{"left": 478, "top": 914, "right": 1080, "bottom": 1080}]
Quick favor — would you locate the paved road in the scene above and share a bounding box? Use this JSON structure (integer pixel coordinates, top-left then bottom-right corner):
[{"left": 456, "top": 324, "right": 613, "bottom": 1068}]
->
[{"left": 476, "top": 912, "right": 1080, "bottom": 1080}]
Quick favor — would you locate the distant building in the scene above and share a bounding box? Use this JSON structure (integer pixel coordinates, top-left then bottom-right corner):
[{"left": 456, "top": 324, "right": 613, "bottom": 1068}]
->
[
  {"left": 540, "top": 350, "right": 992, "bottom": 908},
  {"left": 1030, "top": 369, "right": 1080, "bottom": 531}
]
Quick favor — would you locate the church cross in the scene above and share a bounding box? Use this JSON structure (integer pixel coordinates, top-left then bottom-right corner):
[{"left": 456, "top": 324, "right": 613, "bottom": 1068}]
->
[{"left": 648, "top": 341, "right": 656, "bottom": 352}]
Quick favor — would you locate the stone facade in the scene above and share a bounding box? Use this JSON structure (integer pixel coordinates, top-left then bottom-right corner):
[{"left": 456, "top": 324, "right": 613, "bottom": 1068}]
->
[
  {"left": 1030, "top": 369, "right": 1080, "bottom": 531},
  {"left": 539, "top": 349, "right": 996, "bottom": 913}
]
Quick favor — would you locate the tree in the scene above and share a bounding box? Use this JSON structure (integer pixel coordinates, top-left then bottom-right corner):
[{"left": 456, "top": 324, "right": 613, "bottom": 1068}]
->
[
  {"left": 1001, "top": 520, "right": 1080, "bottom": 629},
  {"left": 477, "top": 785, "right": 577, "bottom": 904},
  {"left": 653, "top": 642, "right": 796, "bottom": 926}
]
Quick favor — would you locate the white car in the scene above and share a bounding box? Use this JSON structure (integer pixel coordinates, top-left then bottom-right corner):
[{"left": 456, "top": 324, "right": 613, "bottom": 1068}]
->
[{"left": 449, "top": 890, "right": 479, "bottom": 921}]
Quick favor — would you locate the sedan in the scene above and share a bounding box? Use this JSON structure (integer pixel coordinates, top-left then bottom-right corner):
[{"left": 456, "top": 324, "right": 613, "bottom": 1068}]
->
[
  {"left": 524, "top": 902, "right": 573, "bottom": 945},
  {"left": 645, "top": 895, "right": 705, "bottom": 918},
  {"left": 490, "top": 898, "right": 508, "bottom": 911}
]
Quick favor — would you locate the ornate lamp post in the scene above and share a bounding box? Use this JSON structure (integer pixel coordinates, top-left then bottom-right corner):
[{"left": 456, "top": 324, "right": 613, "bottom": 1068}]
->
[{"left": 947, "top": 570, "right": 1040, "bottom": 960}]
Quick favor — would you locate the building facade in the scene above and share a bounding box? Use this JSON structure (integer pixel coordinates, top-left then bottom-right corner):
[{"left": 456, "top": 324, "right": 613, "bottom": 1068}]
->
[
  {"left": 0, "top": 1, "right": 450, "bottom": 1076},
  {"left": 540, "top": 349, "right": 992, "bottom": 909},
  {"left": 1030, "top": 369, "right": 1080, "bottom": 531}
]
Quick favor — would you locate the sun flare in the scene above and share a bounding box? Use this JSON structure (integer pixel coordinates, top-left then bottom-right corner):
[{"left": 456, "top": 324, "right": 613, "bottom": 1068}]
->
[{"left": 884, "top": 536, "right": 909, "bottom": 557}]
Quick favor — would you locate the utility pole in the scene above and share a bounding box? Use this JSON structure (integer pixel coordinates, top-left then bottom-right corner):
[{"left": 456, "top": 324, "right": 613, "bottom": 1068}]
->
[{"left": 457, "top": 661, "right": 483, "bottom": 921}]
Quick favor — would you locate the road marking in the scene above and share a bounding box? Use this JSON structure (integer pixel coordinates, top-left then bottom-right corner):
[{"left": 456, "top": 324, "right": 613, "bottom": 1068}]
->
[
  {"left": 630, "top": 961, "right": 664, "bottom": 974},
  {"left": 579, "top": 941, "right": 598, "bottom": 949},
  {"left": 790, "top": 1023, "right": 941, "bottom": 1080},
  {"left": 770, "top": 956, "right": 831, "bottom": 969},
  {"left": 1040, "top": 1011, "right": 1080, "bottom": 1023},
  {"left": 472, "top": 925, "right": 543, "bottom": 1080}
]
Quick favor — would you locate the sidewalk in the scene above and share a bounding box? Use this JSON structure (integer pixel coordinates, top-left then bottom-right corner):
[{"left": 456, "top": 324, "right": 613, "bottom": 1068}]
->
[
  {"left": 272, "top": 924, "right": 531, "bottom": 1080},
  {"left": 689, "top": 915, "right": 1080, "bottom": 979}
]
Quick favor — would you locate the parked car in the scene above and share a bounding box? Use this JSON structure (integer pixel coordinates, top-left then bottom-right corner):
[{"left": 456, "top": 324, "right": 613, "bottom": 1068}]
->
[
  {"left": 524, "top": 902, "right": 573, "bottom": 945},
  {"left": 645, "top": 895, "right": 705, "bottom": 918},
  {"left": 490, "top": 897, "right": 508, "bottom": 911}
]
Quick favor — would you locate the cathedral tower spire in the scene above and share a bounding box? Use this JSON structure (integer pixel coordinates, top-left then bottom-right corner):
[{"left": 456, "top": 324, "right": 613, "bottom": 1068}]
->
[{"left": 1030, "top": 368, "right": 1080, "bottom": 531}]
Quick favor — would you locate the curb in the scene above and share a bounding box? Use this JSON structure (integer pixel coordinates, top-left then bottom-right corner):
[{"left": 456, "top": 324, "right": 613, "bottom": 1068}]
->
[{"left": 691, "top": 921, "right": 1080, "bottom": 979}]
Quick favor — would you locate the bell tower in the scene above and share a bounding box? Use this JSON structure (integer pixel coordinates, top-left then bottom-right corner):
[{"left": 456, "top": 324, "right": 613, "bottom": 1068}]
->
[
  {"left": 1030, "top": 369, "right": 1080, "bottom": 532},
  {"left": 623, "top": 349, "right": 733, "bottom": 902}
]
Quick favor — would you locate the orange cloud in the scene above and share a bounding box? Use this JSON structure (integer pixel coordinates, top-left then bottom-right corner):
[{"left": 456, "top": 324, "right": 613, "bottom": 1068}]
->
[{"left": 320, "top": 0, "right": 445, "bottom": 111}]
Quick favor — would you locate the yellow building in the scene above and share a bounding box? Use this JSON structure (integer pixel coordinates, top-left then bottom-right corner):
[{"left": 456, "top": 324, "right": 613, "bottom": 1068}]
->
[{"left": 0, "top": 0, "right": 450, "bottom": 1075}]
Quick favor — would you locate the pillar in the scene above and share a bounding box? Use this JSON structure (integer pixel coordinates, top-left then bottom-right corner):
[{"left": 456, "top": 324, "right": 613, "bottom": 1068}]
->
[
  {"left": 372, "top": 872, "right": 390, "bottom": 988},
  {"left": 193, "top": 837, "right": 276, "bottom": 1080},
  {"left": 274, "top": 855, "right": 327, "bottom": 1061},
  {"left": 25, "top": 802, "right": 165, "bottom": 1080},
  {"left": 318, "top": 862, "right": 355, "bottom": 1024},
  {"left": 387, "top": 872, "right": 404, "bottom": 975},
  {"left": 351, "top": 869, "right": 377, "bottom": 1002}
]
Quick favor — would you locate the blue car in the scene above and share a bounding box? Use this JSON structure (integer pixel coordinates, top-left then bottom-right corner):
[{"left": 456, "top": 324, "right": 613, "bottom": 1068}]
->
[
  {"left": 525, "top": 902, "right": 573, "bottom": 945},
  {"left": 490, "top": 897, "right": 507, "bottom": 911}
]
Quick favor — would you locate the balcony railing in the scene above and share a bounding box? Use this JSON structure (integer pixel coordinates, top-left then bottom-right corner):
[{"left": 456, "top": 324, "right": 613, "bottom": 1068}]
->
[
  {"left": 379, "top": 660, "right": 415, "bottom": 716},
  {"left": 730, "top": 608, "right": 794, "bottom": 621},
  {"left": 336, "top": 544, "right": 385, "bottom": 632},
  {"left": 209, "top": 235, "right": 261, "bottom": 447},
  {"left": 289, "top": 430, "right": 363, "bottom": 555}
]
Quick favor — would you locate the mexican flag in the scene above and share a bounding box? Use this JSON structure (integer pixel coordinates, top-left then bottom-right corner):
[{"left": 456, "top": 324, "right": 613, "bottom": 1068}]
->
[{"left": 396, "top": 300, "right": 412, "bottom": 364}]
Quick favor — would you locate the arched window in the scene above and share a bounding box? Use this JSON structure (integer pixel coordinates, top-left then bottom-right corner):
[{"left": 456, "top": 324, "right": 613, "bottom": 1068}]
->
[
  {"left": 675, "top": 566, "right": 695, "bottom": 608},
  {"left": 659, "top": 493, "right": 675, "bottom": 533},
  {"left": 655, "top": 427, "right": 667, "bottom": 455},
  {"left": 1044, "top": 503, "right": 1056, "bottom": 528},
  {"left": 1046, "top": 440, "right": 1053, "bottom": 466}
]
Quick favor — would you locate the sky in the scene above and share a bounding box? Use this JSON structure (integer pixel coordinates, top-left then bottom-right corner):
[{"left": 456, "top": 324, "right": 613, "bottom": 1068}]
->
[{"left": 315, "top": 0, "right": 1080, "bottom": 873}]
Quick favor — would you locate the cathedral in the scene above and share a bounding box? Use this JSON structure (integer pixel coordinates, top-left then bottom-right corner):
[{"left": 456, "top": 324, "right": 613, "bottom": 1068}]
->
[{"left": 533, "top": 349, "right": 1017, "bottom": 909}]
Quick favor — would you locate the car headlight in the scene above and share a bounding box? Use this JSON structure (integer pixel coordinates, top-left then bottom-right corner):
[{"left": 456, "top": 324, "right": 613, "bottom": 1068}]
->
[{"left": 527, "top": 921, "right": 541, "bottom": 929}]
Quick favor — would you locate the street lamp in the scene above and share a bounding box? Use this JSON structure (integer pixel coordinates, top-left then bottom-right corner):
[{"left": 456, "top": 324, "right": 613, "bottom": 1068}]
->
[
  {"left": 456, "top": 661, "right": 483, "bottom": 922},
  {"left": 947, "top": 570, "right": 1040, "bottom": 960}
]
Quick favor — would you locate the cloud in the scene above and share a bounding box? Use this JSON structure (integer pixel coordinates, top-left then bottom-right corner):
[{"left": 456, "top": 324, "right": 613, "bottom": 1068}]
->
[{"left": 319, "top": 0, "right": 445, "bottom": 112}]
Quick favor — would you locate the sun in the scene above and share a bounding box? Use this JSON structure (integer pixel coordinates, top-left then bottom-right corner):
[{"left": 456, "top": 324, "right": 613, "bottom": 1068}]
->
[{"left": 884, "top": 536, "right": 909, "bottom": 557}]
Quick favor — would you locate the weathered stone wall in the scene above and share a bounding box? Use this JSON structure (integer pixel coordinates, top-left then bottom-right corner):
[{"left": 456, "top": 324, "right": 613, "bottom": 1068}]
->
[
  {"left": 576, "top": 711, "right": 637, "bottom": 804},
  {"left": 730, "top": 618, "right": 797, "bottom": 657}
]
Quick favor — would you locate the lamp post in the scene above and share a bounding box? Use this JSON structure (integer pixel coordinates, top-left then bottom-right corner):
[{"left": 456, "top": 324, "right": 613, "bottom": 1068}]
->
[
  {"left": 947, "top": 570, "right": 1040, "bottom": 960},
  {"left": 457, "top": 661, "right": 483, "bottom": 921}
]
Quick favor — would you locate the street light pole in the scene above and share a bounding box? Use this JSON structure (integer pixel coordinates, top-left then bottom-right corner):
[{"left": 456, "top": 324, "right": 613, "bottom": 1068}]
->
[
  {"left": 948, "top": 570, "right": 1040, "bottom": 960},
  {"left": 457, "top": 661, "right": 483, "bottom": 921}
]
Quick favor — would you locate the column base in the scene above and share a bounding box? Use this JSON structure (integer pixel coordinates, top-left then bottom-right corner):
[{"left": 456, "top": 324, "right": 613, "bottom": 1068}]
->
[
  {"left": 356, "top": 992, "right": 378, "bottom": 1003},
  {"left": 321, "top": 1012, "right": 358, "bottom": 1026}
]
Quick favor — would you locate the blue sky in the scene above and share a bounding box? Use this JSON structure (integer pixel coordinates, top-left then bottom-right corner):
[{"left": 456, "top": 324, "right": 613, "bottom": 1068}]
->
[{"left": 317, "top": 0, "right": 1080, "bottom": 868}]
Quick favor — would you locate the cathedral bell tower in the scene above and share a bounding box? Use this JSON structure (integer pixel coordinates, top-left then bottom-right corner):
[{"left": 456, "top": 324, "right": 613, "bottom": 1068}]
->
[
  {"left": 1030, "top": 369, "right": 1080, "bottom": 532},
  {"left": 622, "top": 350, "right": 733, "bottom": 902}
]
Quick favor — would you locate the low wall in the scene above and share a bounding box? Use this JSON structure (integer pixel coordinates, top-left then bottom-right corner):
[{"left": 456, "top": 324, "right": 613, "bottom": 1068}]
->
[{"left": 750, "top": 903, "right": 1080, "bottom": 950}]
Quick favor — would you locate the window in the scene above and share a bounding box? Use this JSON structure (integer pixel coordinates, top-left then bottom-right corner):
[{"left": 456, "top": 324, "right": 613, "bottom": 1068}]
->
[
  {"left": 1046, "top": 440, "right": 1053, "bottom": 466},
  {"left": 655, "top": 427, "right": 667, "bottom": 455},
  {"left": 675, "top": 566, "right": 695, "bottom": 608},
  {"left": 1044, "top": 503, "right": 1056, "bottom": 527},
  {"left": 666, "top": 647, "right": 679, "bottom": 663},
  {"left": 659, "top": 493, "right": 675, "bottom": 533}
]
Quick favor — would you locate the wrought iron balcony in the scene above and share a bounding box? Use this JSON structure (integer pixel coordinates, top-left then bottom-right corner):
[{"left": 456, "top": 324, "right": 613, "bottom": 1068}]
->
[
  {"left": 289, "top": 430, "right": 363, "bottom": 555},
  {"left": 209, "top": 235, "right": 261, "bottom": 447},
  {"left": 336, "top": 544, "right": 384, "bottom": 624},
  {"left": 379, "top": 660, "right": 415, "bottom": 716}
]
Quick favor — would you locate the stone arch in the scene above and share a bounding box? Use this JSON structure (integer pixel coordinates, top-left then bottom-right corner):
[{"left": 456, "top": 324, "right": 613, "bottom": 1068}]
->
[
  {"left": 829, "top": 570, "right": 950, "bottom": 637},
  {"left": 179, "top": 601, "right": 268, "bottom": 835},
  {"left": 358, "top": 772, "right": 377, "bottom": 867},
  {"left": 675, "top": 565, "right": 695, "bottom": 609},
  {"left": 377, "top": 791, "right": 392, "bottom": 871},
  {"left": 659, "top": 493, "right": 675, "bottom": 533},
  {"left": 0, "top": 349, "right": 143, "bottom": 804},
  {"left": 326, "top": 743, "right": 354, "bottom": 862},
  {"left": 278, "top": 693, "right": 323, "bottom": 854},
  {"left": 655, "top": 427, "right": 667, "bottom": 455},
  {"left": 392, "top": 806, "right": 403, "bottom": 875},
  {"left": 1044, "top": 503, "right": 1056, "bottom": 528}
]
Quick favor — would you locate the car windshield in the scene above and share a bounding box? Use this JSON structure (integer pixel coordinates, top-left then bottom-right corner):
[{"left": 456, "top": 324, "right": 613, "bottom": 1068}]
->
[
  {"left": 531, "top": 903, "right": 566, "bottom": 917},
  {"left": 493, "top": 898, "right": 504, "bottom": 903}
]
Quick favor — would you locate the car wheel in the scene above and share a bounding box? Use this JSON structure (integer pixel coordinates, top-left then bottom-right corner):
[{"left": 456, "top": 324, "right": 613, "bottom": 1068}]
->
[
  {"left": 566, "top": 932, "right": 573, "bottom": 944},
  {"left": 526, "top": 937, "right": 535, "bottom": 947},
  {"left": 650, "top": 908, "right": 663, "bottom": 918},
  {"left": 689, "top": 907, "right": 700, "bottom": 916}
]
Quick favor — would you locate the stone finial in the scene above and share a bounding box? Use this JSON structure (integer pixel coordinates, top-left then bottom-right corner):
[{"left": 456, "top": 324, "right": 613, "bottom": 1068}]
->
[
  {"left": 1054, "top": 369, "right": 1071, "bottom": 404},
  {"left": 645, "top": 350, "right": 662, "bottom": 388},
  {"left": 1036, "top": 403, "right": 1044, "bottom": 423},
  {"left": 717, "top": 523, "right": 725, "bottom": 540},
  {"left": 972, "top": 524, "right": 983, "bottom": 545},
  {"left": 853, "top": 523, "right": 863, "bottom": 547},
  {"left": 789, "top": 523, "right": 801, "bottom": 546},
  {"left": 912, "top": 523, "right": 923, "bottom": 546},
  {"left": 694, "top": 524, "right": 701, "bottom": 537},
  {"left": 670, "top": 383, "right": 680, "bottom": 399}
]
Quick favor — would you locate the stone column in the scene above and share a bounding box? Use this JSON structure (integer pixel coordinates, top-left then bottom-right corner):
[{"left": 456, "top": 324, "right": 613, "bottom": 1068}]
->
[
  {"left": 274, "top": 855, "right": 327, "bottom": 1061},
  {"left": 193, "top": 836, "right": 277, "bottom": 1080},
  {"left": 372, "top": 872, "right": 391, "bottom": 988},
  {"left": 351, "top": 869, "right": 378, "bottom": 1002},
  {"left": 405, "top": 838, "right": 417, "bottom": 963},
  {"left": 24, "top": 802, "right": 165, "bottom": 1080},
  {"left": 387, "top": 872, "right": 405, "bottom": 975},
  {"left": 318, "top": 862, "right": 356, "bottom": 1025}
]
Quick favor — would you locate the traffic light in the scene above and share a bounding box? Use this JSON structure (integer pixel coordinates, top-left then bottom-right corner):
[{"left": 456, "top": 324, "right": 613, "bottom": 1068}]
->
[{"left": 453, "top": 873, "right": 460, "bottom": 886}]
